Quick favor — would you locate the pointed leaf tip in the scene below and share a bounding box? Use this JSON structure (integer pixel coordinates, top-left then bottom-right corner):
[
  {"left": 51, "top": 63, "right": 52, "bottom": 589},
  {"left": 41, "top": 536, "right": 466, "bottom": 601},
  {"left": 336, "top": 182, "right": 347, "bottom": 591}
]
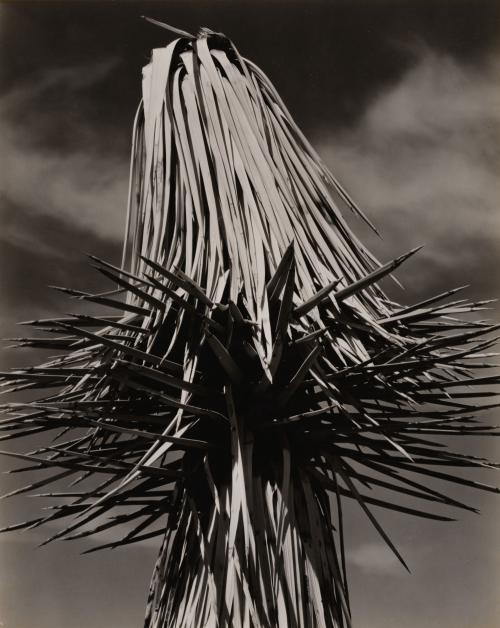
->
[{"left": 141, "top": 16, "right": 194, "bottom": 39}]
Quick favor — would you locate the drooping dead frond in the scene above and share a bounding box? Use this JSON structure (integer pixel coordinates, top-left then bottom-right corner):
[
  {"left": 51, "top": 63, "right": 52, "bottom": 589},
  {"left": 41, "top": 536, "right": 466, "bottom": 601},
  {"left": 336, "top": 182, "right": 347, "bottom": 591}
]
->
[{"left": 1, "top": 24, "right": 498, "bottom": 628}]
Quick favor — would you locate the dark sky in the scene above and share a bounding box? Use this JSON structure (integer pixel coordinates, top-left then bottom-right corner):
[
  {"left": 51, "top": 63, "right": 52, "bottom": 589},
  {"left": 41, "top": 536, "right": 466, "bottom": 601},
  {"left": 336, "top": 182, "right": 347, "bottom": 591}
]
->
[{"left": 0, "top": 2, "right": 499, "bottom": 627}]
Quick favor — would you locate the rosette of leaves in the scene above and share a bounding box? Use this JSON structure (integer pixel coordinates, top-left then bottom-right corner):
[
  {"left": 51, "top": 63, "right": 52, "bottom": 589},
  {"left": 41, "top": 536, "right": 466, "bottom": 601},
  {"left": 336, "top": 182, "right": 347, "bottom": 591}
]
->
[{"left": 1, "top": 20, "right": 498, "bottom": 628}]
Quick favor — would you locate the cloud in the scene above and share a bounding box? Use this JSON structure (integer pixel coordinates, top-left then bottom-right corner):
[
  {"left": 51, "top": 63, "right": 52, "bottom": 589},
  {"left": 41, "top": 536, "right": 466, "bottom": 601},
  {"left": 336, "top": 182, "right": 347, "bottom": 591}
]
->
[
  {"left": 0, "top": 58, "right": 120, "bottom": 110},
  {"left": 349, "top": 541, "right": 406, "bottom": 576},
  {"left": 317, "top": 48, "right": 500, "bottom": 299},
  {"left": 0, "top": 58, "right": 130, "bottom": 243},
  {"left": 0, "top": 197, "right": 122, "bottom": 371}
]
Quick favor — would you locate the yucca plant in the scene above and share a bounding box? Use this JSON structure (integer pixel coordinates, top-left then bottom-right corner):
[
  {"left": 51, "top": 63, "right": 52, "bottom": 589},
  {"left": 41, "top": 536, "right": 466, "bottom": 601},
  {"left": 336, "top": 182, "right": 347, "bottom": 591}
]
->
[{"left": 1, "top": 20, "right": 498, "bottom": 628}]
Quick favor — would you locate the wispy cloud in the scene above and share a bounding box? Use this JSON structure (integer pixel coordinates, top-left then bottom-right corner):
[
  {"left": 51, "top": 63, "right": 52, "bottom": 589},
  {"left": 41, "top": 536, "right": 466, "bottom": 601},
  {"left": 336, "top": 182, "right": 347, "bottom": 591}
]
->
[
  {"left": 349, "top": 541, "right": 408, "bottom": 576},
  {"left": 0, "top": 58, "right": 129, "bottom": 244},
  {"left": 0, "top": 59, "right": 120, "bottom": 109},
  {"left": 317, "top": 48, "right": 500, "bottom": 298}
]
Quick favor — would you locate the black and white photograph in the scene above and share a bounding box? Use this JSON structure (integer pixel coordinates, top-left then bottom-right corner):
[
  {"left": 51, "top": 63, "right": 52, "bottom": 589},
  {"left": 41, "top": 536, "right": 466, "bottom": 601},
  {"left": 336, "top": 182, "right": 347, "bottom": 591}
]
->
[{"left": 0, "top": 2, "right": 498, "bottom": 627}]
